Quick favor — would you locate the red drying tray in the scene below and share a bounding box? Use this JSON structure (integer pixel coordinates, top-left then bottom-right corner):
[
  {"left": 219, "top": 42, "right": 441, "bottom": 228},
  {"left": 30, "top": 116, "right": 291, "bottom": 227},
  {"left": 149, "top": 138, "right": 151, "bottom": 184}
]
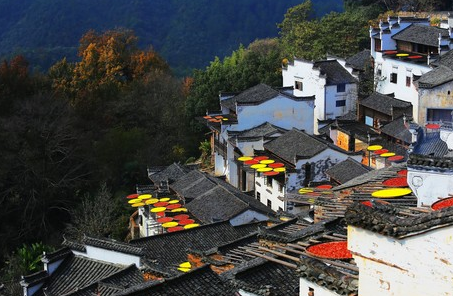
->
[
  {"left": 431, "top": 197, "right": 453, "bottom": 210},
  {"left": 167, "top": 226, "right": 185, "bottom": 232},
  {"left": 157, "top": 217, "right": 173, "bottom": 223},
  {"left": 167, "top": 204, "right": 182, "bottom": 210},
  {"left": 268, "top": 162, "right": 285, "bottom": 168},
  {"left": 382, "top": 177, "right": 408, "bottom": 187},
  {"left": 173, "top": 214, "right": 190, "bottom": 221},
  {"left": 306, "top": 241, "right": 352, "bottom": 259},
  {"left": 253, "top": 156, "right": 269, "bottom": 161}
]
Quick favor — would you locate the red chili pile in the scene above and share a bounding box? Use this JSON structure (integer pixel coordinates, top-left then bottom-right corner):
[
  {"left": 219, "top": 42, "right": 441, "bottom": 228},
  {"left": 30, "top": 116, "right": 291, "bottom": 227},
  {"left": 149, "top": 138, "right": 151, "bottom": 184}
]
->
[
  {"left": 382, "top": 177, "right": 408, "bottom": 187},
  {"left": 432, "top": 197, "right": 453, "bottom": 210},
  {"left": 306, "top": 241, "right": 352, "bottom": 259}
]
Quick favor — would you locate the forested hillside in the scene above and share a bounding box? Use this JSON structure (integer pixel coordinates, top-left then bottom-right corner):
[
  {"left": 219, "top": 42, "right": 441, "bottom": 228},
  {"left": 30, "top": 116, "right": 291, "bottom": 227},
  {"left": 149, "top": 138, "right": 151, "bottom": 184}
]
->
[{"left": 0, "top": 0, "right": 343, "bottom": 75}]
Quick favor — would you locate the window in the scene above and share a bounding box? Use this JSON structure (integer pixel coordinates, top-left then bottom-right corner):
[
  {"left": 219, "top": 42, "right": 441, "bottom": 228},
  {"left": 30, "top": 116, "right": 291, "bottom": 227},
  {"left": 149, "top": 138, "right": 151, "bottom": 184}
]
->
[
  {"left": 337, "top": 83, "right": 345, "bottom": 93},
  {"left": 256, "top": 192, "right": 261, "bottom": 201},
  {"left": 376, "top": 64, "right": 382, "bottom": 77},
  {"left": 267, "top": 177, "right": 273, "bottom": 188},
  {"left": 336, "top": 100, "right": 346, "bottom": 107},
  {"left": 295, "top": 81, "right": 303, "bottom": 91},
  {"left": 390, "top": 73, "right": 398, "bottom": 83},
  {"left": 267, "top": 199, "right": 272, "bottom": 208},
  {"left": 278, "top": 183, "right": 283, "bottom": 193},
  {"left": 406, "top": 75, "right": 411, "bottom": 87}
]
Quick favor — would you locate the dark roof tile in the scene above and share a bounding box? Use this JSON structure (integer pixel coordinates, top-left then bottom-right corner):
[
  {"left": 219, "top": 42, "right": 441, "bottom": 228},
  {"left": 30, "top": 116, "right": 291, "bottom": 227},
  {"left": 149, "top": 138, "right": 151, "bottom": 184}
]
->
[
  {"left": 326, "top": 158, "right": 372, "bottom": 184},
  {"left": 345, "top": 49, "right": 371, "bottom": 71},
  {"left": 148, "top": 163, "right": 190, "bottom": 185},
  {"left": 345, "top": 202, "right": 453, "bottom": 238},
  {"left": 313, "top": 60, "right": 357, "bottom": 85},
  {"left": 111, "top": 265, "right": 236, "bottom": 296},
  {"left": 417, "top": 65, "right": 453, "bottom": 89},
  {"left": 130, "top": 221, "right": 263, "bottom": 275},
  {"left": 360, "top": 93, "right": 412, "bottom": 116},
  {"left": 392, "top": 24, "right": 449, "bottom": 47}
]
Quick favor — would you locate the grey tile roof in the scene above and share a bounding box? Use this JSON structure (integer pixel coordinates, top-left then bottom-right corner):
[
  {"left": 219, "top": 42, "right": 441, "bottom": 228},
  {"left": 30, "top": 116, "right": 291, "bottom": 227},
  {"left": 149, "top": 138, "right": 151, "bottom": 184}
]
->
[
  {"left": 345, "top": 49, "right": 371, "bottom": 71},
  {"left": 172, "top": 170, "right": 273, "bottom": 222},
  {"left": 298, "top": 256, "right": 358, "bottom": 295},
  {"left": 412, "top": 130, "right": 448, "bottom": 157},
  {"left": 148, "top": 163, "right": 190, "bottom": 185},
  {"left": 345, "top": 201, "right": 453, "bottom": 238},
  {"left": 221, "top": 84, "right": 314, "bottom": 111},
  {"left": 431, "top": 49, "right": 453, "bottom": 69},
  {"left": 83, "top": 236, "right": 144, "bottom": 256},
  {"left": 392, "top": 24, "right": 449, "bottom": 47},
  {"left": 110, "top": 265, "right": 236, "bottom": 296},
  {"left": 326, "top": 158, "right": 372, "bottom": 184},
  {"left": 186, "top": 186, "right": 251, "bottom": 223},
  {"left": 42, "top": 254, "right": 125, "bottom": 295},
  {"left": 223, "top": 258, "right": 300, "bottom": 296},
  {"left": 331, "top": 119, "right": 380, "bottom": 142},
  {"left": 407, "top": 153, "right": 453, "bottom": 170},
  {"left": 417, "top": 65, "right": 453, "bottom": 89},
  {"left": 62, "top": 264, "right": 145, "bottom": 296},
  {"left": 228, "top": 122, "right": 287, "bottom": 140},
  {"left": 264, "top": 128, "right": 335, "bottom": 164},
  {"left": 313, "top": 60, "right": 357, "bottom": 85},
  {"left": 360, "top": 93, "right": 412, "bottom": 116},
  {"left": 129, "top": 221, "right": 263, "bottom": 275},
  {"left": 170, "top": 170, "right": 216, "bottom": 200},
  {"left": 380, "top": 116, "right": 414, "bottom": 143}
]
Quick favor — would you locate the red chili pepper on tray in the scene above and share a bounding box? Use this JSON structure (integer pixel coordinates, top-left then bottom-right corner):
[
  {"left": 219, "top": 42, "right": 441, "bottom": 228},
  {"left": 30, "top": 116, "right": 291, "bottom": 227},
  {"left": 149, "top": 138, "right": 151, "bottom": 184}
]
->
[{"left": 306, "top": 241, "right": 352, "bottom": 259}]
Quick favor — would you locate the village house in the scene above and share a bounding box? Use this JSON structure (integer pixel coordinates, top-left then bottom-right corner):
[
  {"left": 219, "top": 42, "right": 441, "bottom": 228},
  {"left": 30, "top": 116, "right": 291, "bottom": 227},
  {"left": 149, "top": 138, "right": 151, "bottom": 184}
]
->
[
  {"left": 370, "top": 15, "right": 453, "bottom": 124},
  {"left": 253, "top": 128, "right": 362, "bottom": 213},
  {"left": 282, "top": 58, "right": 358, "bottom": 133},
  {"left": 202, "top": 83, "right": 315, "bottom": 190}
]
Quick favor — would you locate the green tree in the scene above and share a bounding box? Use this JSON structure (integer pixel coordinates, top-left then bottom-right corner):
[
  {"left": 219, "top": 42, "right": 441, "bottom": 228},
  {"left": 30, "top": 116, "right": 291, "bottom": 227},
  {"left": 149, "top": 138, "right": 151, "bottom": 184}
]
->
[
  {"left": 2, "top": 242, "right": 53, "bottom": 282},
  {"left": 186, "top": 38, "right": 283, "bottom": 124}
]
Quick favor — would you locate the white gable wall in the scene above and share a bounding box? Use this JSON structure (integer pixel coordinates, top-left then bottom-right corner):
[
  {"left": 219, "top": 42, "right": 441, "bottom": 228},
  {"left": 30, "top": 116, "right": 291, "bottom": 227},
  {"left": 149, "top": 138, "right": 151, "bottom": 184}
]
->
[
  {"left": 374, "top": 52, "right": 428, "bottom": 121},
  {"left": 229, "top": 210, "right": 269, "bottom": 226},
  {"left": 407, "top": 168, "right": 453, "bottom": 207},
  {"left": 231, "top": 95, "right": 314, "bottom": 134},
  {"left": 255, "top": 173, "right": 285, "bottom": 212},
  {"left": 76, "top": 245, "right": 141, "bottom": 267},
  {"left": 348, "top": 225, "right": 453, "bottom": 295}
]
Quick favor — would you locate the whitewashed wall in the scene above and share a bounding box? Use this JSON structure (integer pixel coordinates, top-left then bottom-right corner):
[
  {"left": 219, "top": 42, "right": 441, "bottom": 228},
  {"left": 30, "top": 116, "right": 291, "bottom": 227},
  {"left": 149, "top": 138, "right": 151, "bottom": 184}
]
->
[
  {"left": 230, "top": 96, "right": 314, "bottom": 134},
  {"left": 374, "top": 52, "right": 428, "bottom": 121},
  {"left": 255, "top": 174, "right": 285, "bottom": 212},
  {"left": 81, "top": 245, "right": 141, "bottom": 267},
  {"left": 407, "top": 168, "right": 453, "bottom": 207},
  {"left": 348, "top": 225, "right": 453, "bottom": 295},
  {"left": 229, "top": 210, "right": 269, "bottom": 226}
]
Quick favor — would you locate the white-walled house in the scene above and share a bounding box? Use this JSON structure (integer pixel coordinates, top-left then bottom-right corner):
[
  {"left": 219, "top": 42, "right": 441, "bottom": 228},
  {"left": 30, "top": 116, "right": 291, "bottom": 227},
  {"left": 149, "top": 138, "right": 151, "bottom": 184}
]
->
[
  {"left": 255, "top": 128, "right": 362, "bottom": 213},
  {"left": 203, "top": 84, "right": 315, "bottom": 188},
  {"left": 282, "top": 58, "right": 358, "bottom": 133},
  {"left": 370, "top": 16, "right": 453, "bottom": 124},
  {"left": 346, "top": 201, "right": 453, "bottom": 296},
  {"left": 227, "top": 122, "right": 286, "bottom": 191}
]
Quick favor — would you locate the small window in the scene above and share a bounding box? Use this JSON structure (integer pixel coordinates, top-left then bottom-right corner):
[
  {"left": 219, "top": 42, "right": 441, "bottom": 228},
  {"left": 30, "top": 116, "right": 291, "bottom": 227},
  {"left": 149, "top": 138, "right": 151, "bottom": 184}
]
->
[
  {"left": 336, "top": 100, "right": 346, "bottom": 107},
  {"left": 390, "top": 73, "right": 398, "bottom": 83},
  {"left": 267, "top": 199, "right": 272, "bottom": 208},
  {"left": 406, "top": 76, "right": 411, "bottom": 87},
  {"left": 448, "top": 90, "right": 451, "bottom": 95},
  {"left": 337, "top": 83, "right": 346, "bottom": 93},
  {"left": 376, "top": 64, "right": 382, "bottom": 76},
  {"left": 256, "top": 192, "right": 261, "bottom": 201},
  {"left": 267, "top": 177, "right": 273, "bottom": 188},
  {"left": 295, "top": 81, "right": 303, "bottom": 91}
]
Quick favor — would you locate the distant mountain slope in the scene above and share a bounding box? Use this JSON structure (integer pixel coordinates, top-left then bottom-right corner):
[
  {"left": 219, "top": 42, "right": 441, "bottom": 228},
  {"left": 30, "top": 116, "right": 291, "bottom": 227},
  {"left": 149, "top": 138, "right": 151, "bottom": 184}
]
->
[{"left": 0, "top": 0, "right": 343, "bottom": 74}]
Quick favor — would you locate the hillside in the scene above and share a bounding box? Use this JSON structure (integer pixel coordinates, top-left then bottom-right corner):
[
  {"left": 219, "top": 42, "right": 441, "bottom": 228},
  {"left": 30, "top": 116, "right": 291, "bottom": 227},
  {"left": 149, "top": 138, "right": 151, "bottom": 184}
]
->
[{"left": 0, "top": 0, "right": 343, "bottom": 75}]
